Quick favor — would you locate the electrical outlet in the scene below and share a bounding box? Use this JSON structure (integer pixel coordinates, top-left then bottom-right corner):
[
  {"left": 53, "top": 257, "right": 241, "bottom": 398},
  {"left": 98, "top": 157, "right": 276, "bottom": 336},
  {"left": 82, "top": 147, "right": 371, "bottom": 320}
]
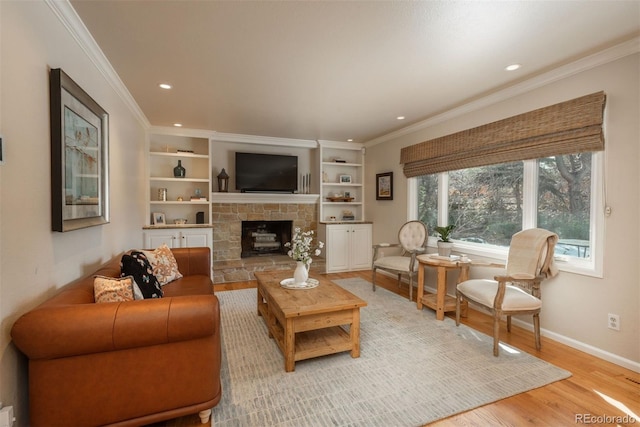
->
[{"left": 608, "top": 313, "right": 620, "bottom": 331}]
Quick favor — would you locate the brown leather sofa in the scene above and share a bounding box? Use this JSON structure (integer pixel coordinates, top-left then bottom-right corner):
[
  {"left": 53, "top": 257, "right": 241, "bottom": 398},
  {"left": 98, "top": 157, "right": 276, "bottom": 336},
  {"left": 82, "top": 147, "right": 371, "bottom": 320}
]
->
[{"left": 11, "top": 247, "right": 221, "bottom": 427}]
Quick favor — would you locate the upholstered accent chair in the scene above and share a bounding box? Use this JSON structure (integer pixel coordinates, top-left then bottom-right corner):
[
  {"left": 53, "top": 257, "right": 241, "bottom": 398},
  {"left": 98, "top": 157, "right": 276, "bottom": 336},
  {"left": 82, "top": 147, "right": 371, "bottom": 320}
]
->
[
  {"left": 372, "top": 220, "right": 428, "bottom": 301},
  {"left": 455, "top": 228, "right": 559, "bottom": 356}
]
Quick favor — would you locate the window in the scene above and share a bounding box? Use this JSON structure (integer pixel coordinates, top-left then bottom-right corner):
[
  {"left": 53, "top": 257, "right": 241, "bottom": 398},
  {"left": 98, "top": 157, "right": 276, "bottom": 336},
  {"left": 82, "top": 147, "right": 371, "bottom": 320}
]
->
[
  {"left": 538, "top": 154, "right": 592, "bottom": 258},
  {"left": 415, "top": 152, "right": 602, "bottom": 276},
  {"left": 449, "top": 162, "right": 524, "bottom": 247}
]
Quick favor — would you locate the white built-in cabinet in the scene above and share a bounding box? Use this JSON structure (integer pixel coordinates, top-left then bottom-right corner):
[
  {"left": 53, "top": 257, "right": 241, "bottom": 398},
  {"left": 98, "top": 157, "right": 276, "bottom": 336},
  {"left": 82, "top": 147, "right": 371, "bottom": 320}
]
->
[
  {"left": 316, "top": 140, "right": 370, "bottom": 273},
  {"left": 143, "top": 227, "right": 212, "bottom": 249},
  {"left": 318, "top": 223, "right": 372, "bottom": 273}
]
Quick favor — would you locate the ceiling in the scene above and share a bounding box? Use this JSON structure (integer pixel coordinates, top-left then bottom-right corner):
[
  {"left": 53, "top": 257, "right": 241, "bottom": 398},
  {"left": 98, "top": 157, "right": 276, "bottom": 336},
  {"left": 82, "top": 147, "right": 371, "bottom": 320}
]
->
[{"left": 70, "top": 1, "right": 640, "bottom": 144}]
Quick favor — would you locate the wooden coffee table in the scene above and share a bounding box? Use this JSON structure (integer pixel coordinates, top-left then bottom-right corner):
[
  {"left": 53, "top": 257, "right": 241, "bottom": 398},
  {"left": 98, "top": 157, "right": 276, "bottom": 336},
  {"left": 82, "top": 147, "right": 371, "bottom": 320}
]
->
[{"left": 255, "top": 271, "right": 367, "bottom": 372}]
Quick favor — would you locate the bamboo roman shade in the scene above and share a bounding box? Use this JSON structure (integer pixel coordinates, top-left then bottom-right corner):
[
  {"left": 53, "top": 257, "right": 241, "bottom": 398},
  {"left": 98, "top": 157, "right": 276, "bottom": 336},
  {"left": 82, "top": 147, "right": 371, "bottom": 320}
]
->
[{"left": 401, "top": 91, "right": 606, "bottom": 177}]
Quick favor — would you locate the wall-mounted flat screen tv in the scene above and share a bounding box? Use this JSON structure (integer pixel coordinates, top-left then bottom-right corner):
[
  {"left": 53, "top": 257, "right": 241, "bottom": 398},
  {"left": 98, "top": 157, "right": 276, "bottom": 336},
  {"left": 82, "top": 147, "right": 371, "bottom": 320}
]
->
[{"left": 235, "top": 152, "right": 298, "bottom": 193}]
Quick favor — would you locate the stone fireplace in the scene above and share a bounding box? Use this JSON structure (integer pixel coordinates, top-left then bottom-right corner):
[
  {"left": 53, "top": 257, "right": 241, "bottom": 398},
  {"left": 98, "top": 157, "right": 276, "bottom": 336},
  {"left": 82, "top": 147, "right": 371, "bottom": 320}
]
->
[{"left": 211, "top": 196, "right": 321, "bottom": 283}]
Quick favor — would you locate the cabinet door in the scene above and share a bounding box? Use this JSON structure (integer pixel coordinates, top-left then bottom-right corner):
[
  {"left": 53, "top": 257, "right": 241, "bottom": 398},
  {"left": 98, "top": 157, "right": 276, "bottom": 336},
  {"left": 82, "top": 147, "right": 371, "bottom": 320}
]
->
[
  {"left": 349, "top": 224, "right": 372, "bottom": 270},
  {"left": 144, "top": 231, "right": 178, "bottom": 249},
  {"left": 180, "top": 229, "right": 210, "bottom": 248},
  {"left": 326, "top": 225, "right": 350, "bottom": 272}
]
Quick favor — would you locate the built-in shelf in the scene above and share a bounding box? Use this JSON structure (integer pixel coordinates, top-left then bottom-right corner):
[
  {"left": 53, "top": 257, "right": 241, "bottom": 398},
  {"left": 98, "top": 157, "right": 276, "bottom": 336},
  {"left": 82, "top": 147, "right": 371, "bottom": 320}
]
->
[
  {"left": 150, "top": 152, "right": 209, "bottom": 159},
  {"left": 150, "top": 177, "right": 209, "bottom": 182}
]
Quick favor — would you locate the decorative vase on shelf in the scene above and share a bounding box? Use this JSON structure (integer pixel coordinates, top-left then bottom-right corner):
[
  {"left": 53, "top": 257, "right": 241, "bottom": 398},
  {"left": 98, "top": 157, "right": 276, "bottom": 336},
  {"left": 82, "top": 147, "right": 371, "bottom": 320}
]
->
[
  {"left": 173, "top": 160, "right": 186, "bottom": 178},
  {"left": 293, "top": 261, "right": 309, "bottom": 286}
]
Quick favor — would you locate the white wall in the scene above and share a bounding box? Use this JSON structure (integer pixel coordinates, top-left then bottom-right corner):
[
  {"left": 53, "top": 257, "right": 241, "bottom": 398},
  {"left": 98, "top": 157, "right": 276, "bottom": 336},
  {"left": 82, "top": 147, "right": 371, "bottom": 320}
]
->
[
  {"left": 366, "top": 53, "right": 640, "bottom": 369},
  {"left": 0, "top": 1, "right": 147, "bottom": 421}
]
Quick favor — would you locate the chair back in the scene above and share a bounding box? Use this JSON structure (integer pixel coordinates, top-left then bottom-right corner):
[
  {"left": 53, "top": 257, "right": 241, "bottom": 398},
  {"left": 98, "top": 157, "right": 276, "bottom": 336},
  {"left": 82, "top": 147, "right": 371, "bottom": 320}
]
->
[
  {"left": 398, "top": 221, "right": 428, "bottom": 252},
  {"left": 506, "top": 228, "right": 558, "bottom": 279}
]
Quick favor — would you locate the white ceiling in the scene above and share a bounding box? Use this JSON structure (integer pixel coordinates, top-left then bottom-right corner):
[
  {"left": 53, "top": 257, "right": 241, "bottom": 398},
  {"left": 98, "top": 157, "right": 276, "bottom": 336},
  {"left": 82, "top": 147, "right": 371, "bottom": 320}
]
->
[{"left": 70, "top": 0, "right": 640, "bottom": 143}]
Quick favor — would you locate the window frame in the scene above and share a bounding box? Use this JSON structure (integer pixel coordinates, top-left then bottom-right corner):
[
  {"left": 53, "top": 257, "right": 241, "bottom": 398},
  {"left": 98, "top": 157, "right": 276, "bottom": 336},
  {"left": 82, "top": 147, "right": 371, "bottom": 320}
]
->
[{"left": 408, "top": 152, "right": 604, "bottom": 278}]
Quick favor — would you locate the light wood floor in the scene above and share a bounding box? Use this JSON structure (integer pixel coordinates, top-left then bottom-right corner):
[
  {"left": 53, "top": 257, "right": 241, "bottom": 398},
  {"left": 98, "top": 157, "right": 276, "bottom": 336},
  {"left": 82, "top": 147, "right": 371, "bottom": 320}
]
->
[{"left": 158, "top": 270, "right": 640, "bottom": 427}]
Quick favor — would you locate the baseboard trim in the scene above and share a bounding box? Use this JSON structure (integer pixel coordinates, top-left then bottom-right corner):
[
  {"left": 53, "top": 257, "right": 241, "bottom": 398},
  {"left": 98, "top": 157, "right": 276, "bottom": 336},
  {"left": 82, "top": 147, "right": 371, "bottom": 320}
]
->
[{"left": 375, "top": 269, "right": 640, "bottom": 373}]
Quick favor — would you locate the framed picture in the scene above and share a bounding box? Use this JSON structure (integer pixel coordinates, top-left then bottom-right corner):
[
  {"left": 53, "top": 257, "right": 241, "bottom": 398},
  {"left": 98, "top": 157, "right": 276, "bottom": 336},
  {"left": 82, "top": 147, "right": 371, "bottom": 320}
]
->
[
  {"left": 376, "top": 172, "right": 393, "bottom": 200},
  {"left": 339, "top": 174, "right": 352, "bottom": 184},
  {"left": 151, "top": 212, "right": 166, "bottom": 225},
  {"left": 50, "top": 68, "right": 109, "bottom": 232}
]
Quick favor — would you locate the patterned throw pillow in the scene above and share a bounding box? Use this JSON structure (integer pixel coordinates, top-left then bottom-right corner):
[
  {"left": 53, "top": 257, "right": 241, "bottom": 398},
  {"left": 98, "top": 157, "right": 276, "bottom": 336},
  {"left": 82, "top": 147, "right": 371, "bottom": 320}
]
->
[
  {"left": 120, "top": 251, "right": 163, "bottom": 299},
  {"left": 141, "top": 244, "right": 183, "bottom": 286},
  {"left": 94, "top": 275, "right": 135, "bottom": 303}
]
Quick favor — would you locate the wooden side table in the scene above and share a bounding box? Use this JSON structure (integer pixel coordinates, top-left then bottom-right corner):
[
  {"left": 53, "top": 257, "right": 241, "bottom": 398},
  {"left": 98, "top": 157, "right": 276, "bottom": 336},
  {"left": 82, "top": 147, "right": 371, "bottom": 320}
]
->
[{"left": 416, "top": 254, "right": 470, "bottom": 320}]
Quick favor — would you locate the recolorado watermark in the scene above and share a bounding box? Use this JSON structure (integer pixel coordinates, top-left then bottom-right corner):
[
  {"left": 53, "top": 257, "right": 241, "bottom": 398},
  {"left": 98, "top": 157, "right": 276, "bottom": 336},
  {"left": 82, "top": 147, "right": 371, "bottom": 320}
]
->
[{"left": 575, "top": 413, "right": 637, "bottom": 424}]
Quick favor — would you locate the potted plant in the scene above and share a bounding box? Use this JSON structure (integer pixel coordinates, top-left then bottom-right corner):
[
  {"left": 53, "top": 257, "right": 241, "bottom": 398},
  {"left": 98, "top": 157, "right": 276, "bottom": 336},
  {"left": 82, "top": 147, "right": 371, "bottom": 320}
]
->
[{"left": 433, "top": 224, "right": 456, "bottom": 256}]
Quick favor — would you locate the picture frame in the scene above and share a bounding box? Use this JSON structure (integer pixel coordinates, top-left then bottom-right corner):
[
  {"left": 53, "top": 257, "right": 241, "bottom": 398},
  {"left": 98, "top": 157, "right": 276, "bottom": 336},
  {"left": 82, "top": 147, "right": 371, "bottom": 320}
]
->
[
  {"left": 339, "top": 174, "right": 352, "bottom": 184},
  {"left": 50, "top": 68, "right": 109, "bottom": 232},
  {"left": 376, "top": 172, "right": 393, "bottom": 200},
  {"left": 151, "top": 212, "right": 166, "bottom": 226}
]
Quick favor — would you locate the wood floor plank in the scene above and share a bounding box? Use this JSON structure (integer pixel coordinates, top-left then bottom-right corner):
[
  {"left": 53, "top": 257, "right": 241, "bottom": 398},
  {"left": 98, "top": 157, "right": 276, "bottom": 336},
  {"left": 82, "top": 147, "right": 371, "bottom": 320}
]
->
[{"left": 152, "top": 270, "right": 639, "bottom": 426}]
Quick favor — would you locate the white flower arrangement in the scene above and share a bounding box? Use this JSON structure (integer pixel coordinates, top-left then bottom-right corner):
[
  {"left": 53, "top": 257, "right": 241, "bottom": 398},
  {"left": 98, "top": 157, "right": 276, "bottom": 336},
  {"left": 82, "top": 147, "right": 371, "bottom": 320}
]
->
[{"left": 285, "top": 227, "right": 324, "bottom": 266}]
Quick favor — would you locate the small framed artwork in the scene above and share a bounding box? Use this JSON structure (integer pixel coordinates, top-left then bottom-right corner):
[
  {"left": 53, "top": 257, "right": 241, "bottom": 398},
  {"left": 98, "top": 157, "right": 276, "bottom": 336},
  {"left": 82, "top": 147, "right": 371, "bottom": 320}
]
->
[
  {"left": 50, "top": 68, "right": 109, "bottom": 232},
  {"left": 339, "top": 174, "right": 352, "bottom": 184},
  {"left": 376, "top": 172, "right": 393, "bottom": 200},
  {"left": 151, "top": 212, "right": 166, "bottom": 226}
]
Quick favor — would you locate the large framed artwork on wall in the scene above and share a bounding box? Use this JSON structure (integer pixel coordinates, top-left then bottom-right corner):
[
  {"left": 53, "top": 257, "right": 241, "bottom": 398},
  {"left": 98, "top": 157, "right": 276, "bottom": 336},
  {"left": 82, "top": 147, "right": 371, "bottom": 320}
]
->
[{"left": 50, "top": 68, "right": 110, "bottom": 232}]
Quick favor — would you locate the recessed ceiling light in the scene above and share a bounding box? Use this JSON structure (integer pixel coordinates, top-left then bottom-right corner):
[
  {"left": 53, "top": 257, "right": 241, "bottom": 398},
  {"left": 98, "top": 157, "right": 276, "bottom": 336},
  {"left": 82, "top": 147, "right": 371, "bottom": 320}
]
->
[
  {"left": 397, "top": 116, "right": 405, "bottom": 120},
  {"left": 159, "top": 83, "right": 172, "bottom": 89},
  {"left": 173, "top": 123, "right": 182, "bottom": 127},
  {"left": 505, "top": 64, "right": 521, "bottom": 71},
  {"left": 347, "top": 138, "right": 354, "bottom": 142}
]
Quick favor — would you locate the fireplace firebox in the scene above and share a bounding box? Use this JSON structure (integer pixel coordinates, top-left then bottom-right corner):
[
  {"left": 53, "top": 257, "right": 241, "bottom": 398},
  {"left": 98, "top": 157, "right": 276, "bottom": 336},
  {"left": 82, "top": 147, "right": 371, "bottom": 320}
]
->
[{"left": 241, "top": 220, "right": 293, "bottom": 258}]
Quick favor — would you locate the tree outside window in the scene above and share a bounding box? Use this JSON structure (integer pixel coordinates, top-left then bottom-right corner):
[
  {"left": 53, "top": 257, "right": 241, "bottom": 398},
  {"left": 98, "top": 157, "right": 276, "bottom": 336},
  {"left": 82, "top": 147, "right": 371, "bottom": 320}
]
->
[
  {"left": 416, "top": 153, "right": 592, "bottom": 259},
  {"left": 538, "top": 154, "right": 592, "bottom": 258}
]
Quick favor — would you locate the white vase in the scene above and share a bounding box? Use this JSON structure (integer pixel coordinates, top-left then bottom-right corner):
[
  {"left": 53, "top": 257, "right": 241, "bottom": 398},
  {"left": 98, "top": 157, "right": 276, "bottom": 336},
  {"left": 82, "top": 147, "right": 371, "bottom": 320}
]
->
[
  {"left": 437, "top": 241, "right": 454, "bottom": 257},
  {"left": 293, "top": 261, "right": 309, "bottom": 286}
]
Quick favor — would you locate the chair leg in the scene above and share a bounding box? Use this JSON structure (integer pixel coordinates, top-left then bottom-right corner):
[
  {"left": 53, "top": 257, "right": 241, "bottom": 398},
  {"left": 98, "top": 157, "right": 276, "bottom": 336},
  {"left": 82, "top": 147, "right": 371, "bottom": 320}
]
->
[
  {"left": 408, "top": 274, "right": 413, "bottom": 301},
  {"left": 533, "top": 313, "right": 541, "bottom": 350},
  {"left": 493, "top": 313, "right": 501, "bottom": 357},
  {"left": 507, "top": 315, "right": 512, "bottom": 332},
  {"left": 455, "top": 292, "right": 461, "bottom": 326},
  {"left": 372, "top": 268, "right": 376, "bottom": 292}
]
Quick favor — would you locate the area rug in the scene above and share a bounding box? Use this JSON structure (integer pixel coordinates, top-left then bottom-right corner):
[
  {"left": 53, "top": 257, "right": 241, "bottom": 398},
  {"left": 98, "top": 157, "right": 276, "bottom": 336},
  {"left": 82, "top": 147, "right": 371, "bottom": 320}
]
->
[{"left": 212, "top": 278, "right": 571, "bottom": 426}]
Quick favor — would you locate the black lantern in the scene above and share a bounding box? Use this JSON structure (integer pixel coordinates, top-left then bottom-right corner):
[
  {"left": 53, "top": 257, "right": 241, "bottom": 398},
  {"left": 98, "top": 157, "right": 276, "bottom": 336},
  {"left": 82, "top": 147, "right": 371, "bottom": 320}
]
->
[{"left": 217, "top": 168, "right": 229, "bottom": 192}]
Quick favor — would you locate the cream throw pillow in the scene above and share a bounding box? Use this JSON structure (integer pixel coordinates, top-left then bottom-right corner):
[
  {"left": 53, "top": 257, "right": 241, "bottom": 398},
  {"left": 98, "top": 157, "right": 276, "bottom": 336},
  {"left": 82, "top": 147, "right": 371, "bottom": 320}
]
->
[
  {"left": 94, "top": 275, "right": 135, "bottom": 303},
  {"left": 141, "top": 244, "right": 183, "bottom": 285}
]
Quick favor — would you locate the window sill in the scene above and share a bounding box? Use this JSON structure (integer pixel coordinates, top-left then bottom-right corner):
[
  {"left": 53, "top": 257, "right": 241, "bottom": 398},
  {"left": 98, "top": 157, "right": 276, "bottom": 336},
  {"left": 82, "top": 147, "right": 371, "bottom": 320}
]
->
[{"left": 427, "top": 240, "right": 602, "bottom": 279}]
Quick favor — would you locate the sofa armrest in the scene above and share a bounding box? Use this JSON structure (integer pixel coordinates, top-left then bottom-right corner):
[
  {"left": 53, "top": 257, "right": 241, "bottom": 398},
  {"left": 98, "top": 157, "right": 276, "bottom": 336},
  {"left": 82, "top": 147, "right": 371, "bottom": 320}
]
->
[
  {"left": 11, "top": 295, "right": 219, "bottom": 360},
  {"left": 171, "top": 247, "right": 211, "bottom": 276}
]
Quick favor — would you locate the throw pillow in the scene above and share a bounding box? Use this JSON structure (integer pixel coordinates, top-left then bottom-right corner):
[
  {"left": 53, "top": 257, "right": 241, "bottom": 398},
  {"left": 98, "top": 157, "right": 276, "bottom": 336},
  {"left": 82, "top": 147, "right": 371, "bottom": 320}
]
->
[
  {"left": 141, "top": 244, "right": 183, "bottom": 286},
  {"left": 94, "top": 275, "right": 135, "bottom": 303},
  {"left": 120, "top": 251, "right": 163, "bottom": 299}
]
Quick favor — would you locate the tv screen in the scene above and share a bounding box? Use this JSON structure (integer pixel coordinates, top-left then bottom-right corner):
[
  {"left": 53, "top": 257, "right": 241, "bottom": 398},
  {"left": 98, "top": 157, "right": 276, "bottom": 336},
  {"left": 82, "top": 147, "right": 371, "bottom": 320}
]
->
[{"left": 235, "top": 152, "right": 298, "bottom": 193}]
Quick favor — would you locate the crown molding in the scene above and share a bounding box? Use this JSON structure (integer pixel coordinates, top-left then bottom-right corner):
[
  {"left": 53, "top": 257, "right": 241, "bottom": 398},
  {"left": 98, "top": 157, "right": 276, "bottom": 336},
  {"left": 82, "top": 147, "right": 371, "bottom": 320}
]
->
[
  {"left": 365, "top": 35, "right": 640, "bottom": 147},
  {"left": 148, "top": 126, "right": 214, "bottom": 139},
  {"left": 211, "top": 132, "right": 317, "bottom": 148},
  {"left": 46, "top": 0, "right": 150, "bottom": 128}
]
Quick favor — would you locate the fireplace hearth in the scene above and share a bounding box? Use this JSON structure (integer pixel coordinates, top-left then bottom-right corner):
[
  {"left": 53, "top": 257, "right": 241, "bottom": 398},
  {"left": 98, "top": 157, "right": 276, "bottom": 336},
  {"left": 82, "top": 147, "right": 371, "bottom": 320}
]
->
[{"left": 241, "top": 220, "right": 293, "bottom": 258}]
